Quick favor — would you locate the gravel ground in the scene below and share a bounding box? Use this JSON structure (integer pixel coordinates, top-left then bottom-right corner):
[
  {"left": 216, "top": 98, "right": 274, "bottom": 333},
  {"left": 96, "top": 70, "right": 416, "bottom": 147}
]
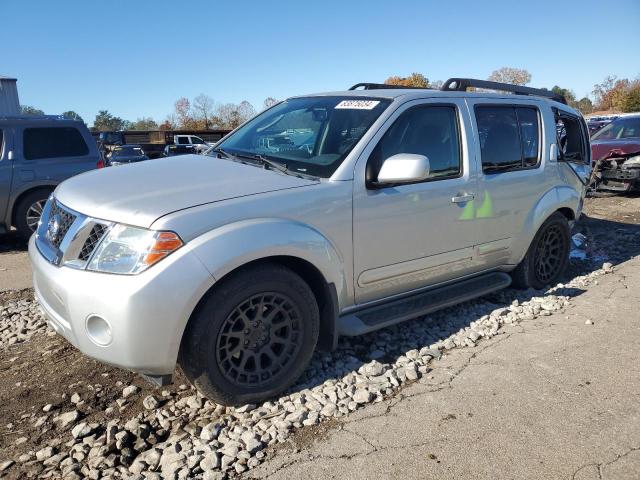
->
[{"left": 0, "top": 195, "right": 638, "bottom": 479}]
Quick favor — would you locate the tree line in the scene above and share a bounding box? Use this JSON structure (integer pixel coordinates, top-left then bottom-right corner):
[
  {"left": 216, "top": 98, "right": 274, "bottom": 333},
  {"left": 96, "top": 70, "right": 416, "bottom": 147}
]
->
[
  {"left": 19, "top": 67, "right": 639, "bottom": 131},
  {"left": 383, "top": 67, "right": 640, "bottom": 114}
]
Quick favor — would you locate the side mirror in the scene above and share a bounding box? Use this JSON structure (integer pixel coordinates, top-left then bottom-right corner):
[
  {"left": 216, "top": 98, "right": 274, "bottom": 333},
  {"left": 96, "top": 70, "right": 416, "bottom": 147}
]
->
[{"left": 376, "top": 153, "right": 430, "bottom": 185}]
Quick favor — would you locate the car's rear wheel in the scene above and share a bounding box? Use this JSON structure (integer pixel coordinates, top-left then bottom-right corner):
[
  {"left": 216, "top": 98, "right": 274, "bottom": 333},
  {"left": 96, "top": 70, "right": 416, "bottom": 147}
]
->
[
  {"left": 14, "top": 190, "right": 51, "bottom": 239},
  {"left": 511, "top": 212, "right": 570, "bottom": 290},
  {"left": 179, "top": 263, "right": 319, "bottom": 405}
]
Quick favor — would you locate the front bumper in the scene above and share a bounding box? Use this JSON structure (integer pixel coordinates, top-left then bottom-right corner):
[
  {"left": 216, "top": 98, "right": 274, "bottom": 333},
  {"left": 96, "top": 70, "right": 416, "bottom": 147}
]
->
[
  {"left": 29, "top": 235, "right": 214, "bottom": 375},
  {"left": 599, "top": 168, "right": 640, "bottom": 192}
]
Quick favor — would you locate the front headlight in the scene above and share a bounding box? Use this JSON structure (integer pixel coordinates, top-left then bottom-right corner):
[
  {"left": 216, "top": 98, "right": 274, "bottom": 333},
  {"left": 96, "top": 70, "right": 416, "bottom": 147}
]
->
[
  {"left": 87, "top": 224, "right": 183, "bottom": 275},
  {"left": 622, "top": 155, "right": 640, "bottom": 168}
]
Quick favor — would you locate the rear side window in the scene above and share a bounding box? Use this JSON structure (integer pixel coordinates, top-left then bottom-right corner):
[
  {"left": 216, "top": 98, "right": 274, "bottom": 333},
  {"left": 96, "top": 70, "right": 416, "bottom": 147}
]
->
[
  {"left": 368, "top": 105, "right": 461, "bottom": 182},
  {"left": 476, "top": 106, "right": 540, "bottom": 173},
  {"left": 23, "top": 127, "right": 89, "bottom": 160},
  {"left": 177, "top": 136, "right": 189, "bottom": 144}
]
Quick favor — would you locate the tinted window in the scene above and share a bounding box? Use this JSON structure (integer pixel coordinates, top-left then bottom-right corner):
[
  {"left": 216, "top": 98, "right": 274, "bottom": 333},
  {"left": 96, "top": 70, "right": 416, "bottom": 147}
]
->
[
  {"left": 368, "top": 105, "right": 461, "bottom": 182},
  {"left": 23, "top": 127, "right": 89, "bottom": 160},
  {"left": 476, "top": 106, "right": 540, "bottom": 173},
  {"left": 190, "top": 136, "right": 205, "bottom": 144},
  {"left": 177, "top": 137, "right": 189, "bottom": 144},
  {"left": 0, "top": 129, "right": 3, "bottom": 158},
  {"left": 517, "top": 107, "right": 540, "bottom": 167}
]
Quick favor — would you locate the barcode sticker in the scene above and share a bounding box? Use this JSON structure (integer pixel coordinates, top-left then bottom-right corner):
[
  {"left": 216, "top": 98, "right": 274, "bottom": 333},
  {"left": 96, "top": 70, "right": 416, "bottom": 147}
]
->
[{"left": 335, "top": 100, "right": 380, "bottom": 110}]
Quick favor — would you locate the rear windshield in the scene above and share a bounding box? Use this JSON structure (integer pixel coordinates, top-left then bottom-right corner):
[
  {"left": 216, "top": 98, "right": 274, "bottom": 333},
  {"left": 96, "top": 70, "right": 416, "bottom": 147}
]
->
[{"left": 214, "top": 96, "right": 391, "bottom": 177}]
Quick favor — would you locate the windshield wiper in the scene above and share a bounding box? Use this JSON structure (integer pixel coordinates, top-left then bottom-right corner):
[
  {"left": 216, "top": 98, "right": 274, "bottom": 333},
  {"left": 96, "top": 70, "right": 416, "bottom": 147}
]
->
[
  {"left": 211, "top": 147, "right": 235, "bottom": 160},
  {"left": 232, "top": 152, "right": 292, "bottom": 175}
]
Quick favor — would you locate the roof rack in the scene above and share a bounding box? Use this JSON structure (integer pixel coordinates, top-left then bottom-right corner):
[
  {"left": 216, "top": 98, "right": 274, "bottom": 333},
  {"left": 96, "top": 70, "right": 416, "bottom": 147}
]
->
[
  {"left": 441, "top": 78, "right": 566, "bottom": 104},
  {"left": 349, "top": 83, "right": 429, "bottom": 91},
  {"left": 0, "top": 114, "right": 69, "bottom": 121}
]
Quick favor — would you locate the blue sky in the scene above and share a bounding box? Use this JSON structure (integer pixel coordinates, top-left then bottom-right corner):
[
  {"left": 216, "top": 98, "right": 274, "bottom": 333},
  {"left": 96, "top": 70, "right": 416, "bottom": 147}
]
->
[{"left": 2, "top": 0, "right": 638, "bottom": 124}]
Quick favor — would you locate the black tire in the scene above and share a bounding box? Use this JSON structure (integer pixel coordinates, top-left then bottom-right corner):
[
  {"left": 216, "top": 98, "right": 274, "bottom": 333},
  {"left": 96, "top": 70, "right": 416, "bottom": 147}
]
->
[
  {"left": 179, "top": 263, "right": 320, "bottom": 405},
  {"left": 511, "top": 212, "right": 571, "bottom": 290},
  {"left": 13, "top": 190, "right": 52, "bottom": 240}
]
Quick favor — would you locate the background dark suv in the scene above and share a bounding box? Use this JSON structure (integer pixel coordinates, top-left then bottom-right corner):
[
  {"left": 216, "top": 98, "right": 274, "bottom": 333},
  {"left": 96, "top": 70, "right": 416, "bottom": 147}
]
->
[{"left": 0, "top": 115, "right": 99, "bottom": 238}]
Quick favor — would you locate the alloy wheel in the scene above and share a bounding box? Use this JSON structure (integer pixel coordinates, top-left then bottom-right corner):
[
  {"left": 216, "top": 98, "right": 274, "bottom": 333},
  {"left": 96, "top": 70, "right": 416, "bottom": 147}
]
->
[
  {"left": 533, "top": 225, "right": 566, "bottom": 284},
  {"left": 25, "top": 200, "right": 46, "bottom": 231},
  {"left": 216, "top": 293, "right": 302, "bottom": 387}
]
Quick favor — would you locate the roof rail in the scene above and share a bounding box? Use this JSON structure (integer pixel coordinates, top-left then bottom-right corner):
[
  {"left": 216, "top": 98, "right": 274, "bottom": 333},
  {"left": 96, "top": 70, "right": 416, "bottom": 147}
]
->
[
  {"left": 349, "top": 82, "right": 429, "bottom": 91},
  {"left": 441, "top": 78, "right": 566, "bottom": 104},
  {"left": 0, "top": 114, "right": 69, "bottom": 121}
]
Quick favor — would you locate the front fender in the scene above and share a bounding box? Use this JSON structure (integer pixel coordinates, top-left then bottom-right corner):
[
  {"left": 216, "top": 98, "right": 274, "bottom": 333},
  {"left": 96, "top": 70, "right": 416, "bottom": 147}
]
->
[
  {"left": 188, "top": 218, "right": 349, "bottom": 308},
  {"left": 509, "top": 185, "right": 580, "bottom": 264}
]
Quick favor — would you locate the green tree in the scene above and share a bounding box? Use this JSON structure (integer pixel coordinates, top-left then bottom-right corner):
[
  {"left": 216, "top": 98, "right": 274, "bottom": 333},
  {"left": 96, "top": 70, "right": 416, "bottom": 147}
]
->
[
  {"left": 130, "top": 117, "right": 158, "bottom": 130},
  {"left": 61, "top": 110, "right": 83, "bottom": 122},
  {"left": 20, "top": 105, "right": 44, "bottom": 115},
  {"left": 575, "top": 97, "right": 594, "bottom": 115},
  {"left": 488, "top": 67, "right": 531, "bottom": 85},
  {"left": 621, "top": 82, "right": 640, "bottom": 112},
  {"left": 384, "top": 73, "right": 430, "bottom": 88},
  {"left": 92, "top": 110, "right": 127, "bottom": 131},
  {"left": 551, "top": 86, "right": 577, "bottom": 104}
]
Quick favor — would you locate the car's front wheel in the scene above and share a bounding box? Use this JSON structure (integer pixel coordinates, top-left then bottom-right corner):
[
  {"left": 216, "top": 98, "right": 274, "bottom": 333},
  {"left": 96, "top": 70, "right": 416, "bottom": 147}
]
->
[
  {"left": 511, "top": 212, "right": 571, "bottom": 289},
  {"left": 179, "top": 263, "right": 319, "bottom": 405}
]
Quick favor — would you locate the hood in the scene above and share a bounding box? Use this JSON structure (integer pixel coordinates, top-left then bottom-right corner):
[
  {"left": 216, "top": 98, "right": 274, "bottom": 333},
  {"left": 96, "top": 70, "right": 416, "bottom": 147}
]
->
[
  {"left": 591, "top": 138, "right": 640, "bottom": 161},
  {"left": 55, "top": 155, "right": 318, "bottom": 227}
]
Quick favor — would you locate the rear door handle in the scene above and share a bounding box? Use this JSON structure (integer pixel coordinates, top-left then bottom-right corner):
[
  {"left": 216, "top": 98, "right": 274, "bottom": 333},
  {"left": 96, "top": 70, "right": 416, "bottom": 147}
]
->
[{"left": 451, "top": 194, "right": 475, "bottom": 203}]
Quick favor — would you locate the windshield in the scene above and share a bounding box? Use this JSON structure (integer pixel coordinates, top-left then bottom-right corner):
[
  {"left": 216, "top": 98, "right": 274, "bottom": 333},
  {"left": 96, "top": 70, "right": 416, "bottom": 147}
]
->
[
  {"left": 592, "top": 116, "right": 640, "bottom": 141},
  {"left": 113, "top": 146, "right": 144, "bottom": 157},
  {"left": 212, "top": 96, "right": 391, "bottom": 177}
]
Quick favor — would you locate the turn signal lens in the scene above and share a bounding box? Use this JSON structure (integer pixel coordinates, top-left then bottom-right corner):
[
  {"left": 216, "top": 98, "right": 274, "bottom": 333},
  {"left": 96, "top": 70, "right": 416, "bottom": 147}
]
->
[{"left": 142, "top": 232, "right": 184, "bottom": 267}]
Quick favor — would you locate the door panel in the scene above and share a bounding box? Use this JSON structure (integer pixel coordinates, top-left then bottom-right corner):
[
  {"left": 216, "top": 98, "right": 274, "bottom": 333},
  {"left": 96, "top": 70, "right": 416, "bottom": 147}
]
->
[
  {"left": 353, "top": 99, "right": 481, "bottom": 304},
  {"left": 467, "top": 100, "right": 553, "bottom": 268}
]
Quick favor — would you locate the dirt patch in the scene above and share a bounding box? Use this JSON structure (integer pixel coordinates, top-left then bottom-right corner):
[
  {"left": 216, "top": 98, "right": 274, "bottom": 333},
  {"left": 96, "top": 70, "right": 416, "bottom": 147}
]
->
[{"left": 0, "top": 332, "right": 189, "bottom": 476}]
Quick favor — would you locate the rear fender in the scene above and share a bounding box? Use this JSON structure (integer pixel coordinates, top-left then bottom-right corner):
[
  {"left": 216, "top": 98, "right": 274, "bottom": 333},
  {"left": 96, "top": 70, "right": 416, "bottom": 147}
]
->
[{"left": 509, "top": 186, "right": 580, "bottom": 264}]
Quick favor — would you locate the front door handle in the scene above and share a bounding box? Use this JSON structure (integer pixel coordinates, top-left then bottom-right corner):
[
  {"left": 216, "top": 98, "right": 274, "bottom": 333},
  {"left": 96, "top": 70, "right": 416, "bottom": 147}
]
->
[{"left": 451, "top": 194, "right": 475, "bottom": 204}]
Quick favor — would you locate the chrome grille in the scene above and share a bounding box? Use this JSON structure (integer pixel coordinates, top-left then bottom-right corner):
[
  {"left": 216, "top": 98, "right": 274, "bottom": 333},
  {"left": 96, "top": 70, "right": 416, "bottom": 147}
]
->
[
  {"left": 48, "top": 201, "right": 76, "bottom": 248},
  {"left": 78, "top": 223, "right": 108, "bottom": 261}
]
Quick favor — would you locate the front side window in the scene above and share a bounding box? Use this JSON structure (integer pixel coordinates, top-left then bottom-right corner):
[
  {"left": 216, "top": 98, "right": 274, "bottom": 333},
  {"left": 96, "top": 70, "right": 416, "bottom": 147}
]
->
[
  {"left": 476, "top": 106, "right": 541, "bottom": 173},
  {"left": 367, "top": 105, "right": 461, "bottom": 183},
  {"left": 190, "top": 136, "right": 205, "bottom": 144},
  {"left": 23, "top": 127, "right": 89, "bottom": 160},
  {"left": 214, "top": 96, "right": 391, "bottom": 178}
]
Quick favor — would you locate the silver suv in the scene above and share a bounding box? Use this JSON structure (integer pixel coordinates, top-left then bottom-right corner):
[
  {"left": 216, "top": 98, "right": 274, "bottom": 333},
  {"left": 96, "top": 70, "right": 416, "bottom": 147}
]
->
[
  {"left": 29, "top": 78, "right": 591, "bottom": 405},
  {"left": 0, "top": 115, "right": 99, "bottom": 238}
]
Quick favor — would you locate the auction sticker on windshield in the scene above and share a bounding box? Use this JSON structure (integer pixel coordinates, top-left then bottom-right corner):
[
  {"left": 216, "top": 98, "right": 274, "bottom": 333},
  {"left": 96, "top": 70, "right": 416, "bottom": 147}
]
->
[{"left": 335, "top": 100, "right": 380, "bottom": 110}]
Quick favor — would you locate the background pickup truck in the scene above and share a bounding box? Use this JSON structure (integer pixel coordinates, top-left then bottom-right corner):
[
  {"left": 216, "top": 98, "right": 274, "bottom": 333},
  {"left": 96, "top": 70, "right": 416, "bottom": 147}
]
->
[{"left": 95, "top": 129, "right": 231, "bottom": 159}]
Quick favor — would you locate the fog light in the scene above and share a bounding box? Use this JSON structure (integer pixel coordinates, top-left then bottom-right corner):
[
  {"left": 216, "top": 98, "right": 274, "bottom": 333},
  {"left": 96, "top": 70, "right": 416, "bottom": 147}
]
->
[{"left": 86, "top": 315, "right": 112, "bottom": 346}]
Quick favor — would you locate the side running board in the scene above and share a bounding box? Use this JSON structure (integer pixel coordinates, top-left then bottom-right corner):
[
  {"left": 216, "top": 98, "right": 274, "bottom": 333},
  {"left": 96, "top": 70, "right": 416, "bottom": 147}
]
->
[{"left": 337, "top": 272, "right": 511, "bottom": 336}]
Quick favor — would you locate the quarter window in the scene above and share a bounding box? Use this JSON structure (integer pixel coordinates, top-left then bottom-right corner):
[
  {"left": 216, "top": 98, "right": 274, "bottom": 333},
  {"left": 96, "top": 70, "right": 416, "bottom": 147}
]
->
[
  {"left": 23, "top": 127, "right": 89, "bottom": 160},
  {"left": 475, "top": 106, "right": 540, "bottom": 173},
  {"left": 368, "top": 105, "right": 461, "bottom": 183}
]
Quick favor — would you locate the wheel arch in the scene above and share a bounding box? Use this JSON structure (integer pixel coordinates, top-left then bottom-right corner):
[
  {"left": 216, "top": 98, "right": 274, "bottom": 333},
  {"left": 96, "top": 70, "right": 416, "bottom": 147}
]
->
[
  {"left": 180, "top": 218, "right": 349, "bottom": 355},
  {"left": 9, "top": 184, "right": 56, "bottom": 226},
  {"left": 509, "top": 186, "right": 579, "bottom": 265}
]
